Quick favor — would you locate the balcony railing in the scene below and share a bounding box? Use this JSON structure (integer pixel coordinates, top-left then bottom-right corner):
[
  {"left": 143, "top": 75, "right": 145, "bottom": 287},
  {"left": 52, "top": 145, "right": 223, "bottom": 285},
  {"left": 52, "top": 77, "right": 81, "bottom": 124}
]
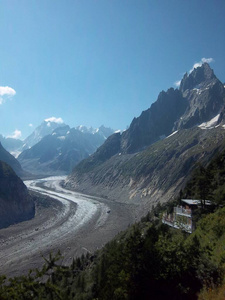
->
[{"left": 174, "top": 206, "right": 192, "bottom": 216}]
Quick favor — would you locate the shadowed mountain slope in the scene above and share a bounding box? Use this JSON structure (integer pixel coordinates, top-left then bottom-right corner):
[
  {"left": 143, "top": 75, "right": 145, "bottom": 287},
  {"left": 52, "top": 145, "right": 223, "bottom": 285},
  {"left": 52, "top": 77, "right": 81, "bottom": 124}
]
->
[
  {"left": 0, "top": 142, "right": 27, "bottom": 177},
  {"left": 0, "top": 161, "right": 35, "bottom": 228}
]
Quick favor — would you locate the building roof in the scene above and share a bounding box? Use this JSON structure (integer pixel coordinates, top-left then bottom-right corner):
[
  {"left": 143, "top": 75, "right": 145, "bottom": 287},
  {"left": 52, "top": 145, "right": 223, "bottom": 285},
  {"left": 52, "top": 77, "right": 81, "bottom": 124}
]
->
[{"left": 181, "top": 199, "right": 212, "bottom": 206}]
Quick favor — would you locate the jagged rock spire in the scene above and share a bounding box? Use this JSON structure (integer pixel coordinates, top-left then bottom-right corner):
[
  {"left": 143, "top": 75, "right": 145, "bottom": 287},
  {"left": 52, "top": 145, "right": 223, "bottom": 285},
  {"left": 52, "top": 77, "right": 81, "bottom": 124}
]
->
[{"left": 179, "top": 63, "right": 216, "bottom": 93}]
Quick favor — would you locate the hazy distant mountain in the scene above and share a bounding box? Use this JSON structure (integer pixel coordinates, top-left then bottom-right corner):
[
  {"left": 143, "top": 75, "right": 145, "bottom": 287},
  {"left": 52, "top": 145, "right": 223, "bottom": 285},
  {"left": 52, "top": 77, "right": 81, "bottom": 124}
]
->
[
  {"left": 0, "top": 135, "right": 23, "bottom": 157},
  {"left": 76, "top": 125, "right": 114, "bottom": 139},
  {"left": 0, "top": 160, "right": 34, "bottom": 229},
  {"left": 65, "top": 63, "right": 225, "bottom": 211},
  {"left": 18, "top": 125, "right": 114, "bottom": 175},
  {"left": 0, "top": 142, "right": 26, "bottom": 177},
  {"left": 21, "top": 119, "right": 66, "bottom": 151}
]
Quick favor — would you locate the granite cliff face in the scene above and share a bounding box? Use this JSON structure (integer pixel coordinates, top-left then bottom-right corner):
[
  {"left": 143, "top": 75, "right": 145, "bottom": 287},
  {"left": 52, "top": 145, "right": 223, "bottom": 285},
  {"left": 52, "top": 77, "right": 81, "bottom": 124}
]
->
[
  {"left": 179, "top": 62, "right": 216, "bottom": 92},
  {"left": 174, "top": 63, "right": 225, "bottom": 129},
  {"left": 121, "top": 88, "right": 187, "bottom": 153},
  {"left": 0, "top": 161, "right": 35, "bottom": 229}
]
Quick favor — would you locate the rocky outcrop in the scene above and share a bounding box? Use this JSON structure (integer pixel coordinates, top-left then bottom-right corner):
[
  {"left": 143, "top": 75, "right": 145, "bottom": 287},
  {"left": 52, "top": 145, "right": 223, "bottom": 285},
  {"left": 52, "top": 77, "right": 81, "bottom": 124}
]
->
[
  {"left": 175, "top": 63, "right": 225, "bottom": 129},
  {"left": 179, "top": 62, "right": 216, "bottom": 93},
  {"left": 0, "top": 161, "right": 35, "bottom": 229}
]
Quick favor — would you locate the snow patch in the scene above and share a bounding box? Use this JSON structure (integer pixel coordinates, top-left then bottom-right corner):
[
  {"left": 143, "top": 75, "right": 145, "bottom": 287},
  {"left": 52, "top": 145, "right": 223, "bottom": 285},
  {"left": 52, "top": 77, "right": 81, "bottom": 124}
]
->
[
  {"left": 198, "top": 114, "right": 220, "bottom": 129},
  {"left": 57, "top": 136, "right": 66, "bottom": 140},
  {"left": 193, "top": 86, "right": 210, "bottom": 95},
  {"left": 10, "top": 150, "right": 21, "bottom": 158},
  {"left": 193, "top": 88, "right": 201, "bottom": 95},
  {"left": 166, "top": 131, "right": 178, "bottom": 139}
]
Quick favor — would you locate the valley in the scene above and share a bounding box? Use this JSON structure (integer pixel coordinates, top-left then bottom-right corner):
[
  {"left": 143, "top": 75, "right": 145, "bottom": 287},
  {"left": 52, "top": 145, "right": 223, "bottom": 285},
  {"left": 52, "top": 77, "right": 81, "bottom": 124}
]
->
[
  {"left": 0, "top": 62, "right": 225, "bottom": 298},
  {"left": 0, "top": 176, "right": 136, "bottom": 278}
]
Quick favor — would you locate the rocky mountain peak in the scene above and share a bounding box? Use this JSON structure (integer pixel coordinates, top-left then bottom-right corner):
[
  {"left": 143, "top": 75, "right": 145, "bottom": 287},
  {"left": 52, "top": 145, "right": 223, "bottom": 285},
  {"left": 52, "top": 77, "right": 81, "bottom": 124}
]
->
[
  {"left": 76, "top": 125, "right": 114, "bottom": 139},
  {"left": 120, "top": 87, "right": 187, "bottom": 153},
  {"left": 175, "top": 63, "right": 225, "bottom": 130},
  {"left": 22, "top": 120, "right": 66, "bottom": 151},
  {"left": 179, "top": 63, "right": 216, "bottom": 93}
]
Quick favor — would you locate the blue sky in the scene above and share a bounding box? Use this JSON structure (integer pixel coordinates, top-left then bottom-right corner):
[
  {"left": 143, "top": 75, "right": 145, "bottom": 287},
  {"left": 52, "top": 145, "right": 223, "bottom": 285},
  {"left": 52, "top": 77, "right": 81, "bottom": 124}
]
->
[{"left": 0, "top": 0, "right": 225, "bottom": 139}]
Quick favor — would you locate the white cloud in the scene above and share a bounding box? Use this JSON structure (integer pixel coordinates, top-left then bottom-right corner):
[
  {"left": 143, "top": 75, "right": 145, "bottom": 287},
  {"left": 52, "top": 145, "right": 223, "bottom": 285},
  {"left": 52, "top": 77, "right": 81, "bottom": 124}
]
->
[
  {"left": 189, "top": 57, "right": 214, "bottom": 73},
  {"left": 174, "top": 80, "right": 181, "bottom": 87},
  {"left": 7, "top": 129, "right": 22, "bottom": 139},
  {"left": 0, "top": 86, "right": 16, "bottom": 104},
  {"left": 45, "top": 117, "right": 64, "bottom": 124},
  {"left": 29, "top": 123, "right": 33, "bottom": 127}
]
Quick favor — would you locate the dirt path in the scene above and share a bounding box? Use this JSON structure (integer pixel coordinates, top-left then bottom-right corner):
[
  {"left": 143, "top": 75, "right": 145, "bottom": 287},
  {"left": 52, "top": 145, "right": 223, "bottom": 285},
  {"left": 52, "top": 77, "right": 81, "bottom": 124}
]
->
[{"left": 0, "top": 177, "right": 137, "bottom": 278}]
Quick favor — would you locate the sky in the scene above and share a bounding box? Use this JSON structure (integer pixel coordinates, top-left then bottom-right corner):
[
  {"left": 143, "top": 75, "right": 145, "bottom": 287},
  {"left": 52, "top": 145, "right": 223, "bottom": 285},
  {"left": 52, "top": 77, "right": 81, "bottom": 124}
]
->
[{"left": 0, "top": 0, "right": 225, "bottom": 140}]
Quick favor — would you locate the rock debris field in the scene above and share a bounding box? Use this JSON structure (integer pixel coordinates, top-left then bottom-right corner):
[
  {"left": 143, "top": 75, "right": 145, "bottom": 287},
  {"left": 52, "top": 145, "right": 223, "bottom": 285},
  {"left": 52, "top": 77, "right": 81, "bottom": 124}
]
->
[{"left": 0, "top": 176, "right": 136, "bottom": 278}]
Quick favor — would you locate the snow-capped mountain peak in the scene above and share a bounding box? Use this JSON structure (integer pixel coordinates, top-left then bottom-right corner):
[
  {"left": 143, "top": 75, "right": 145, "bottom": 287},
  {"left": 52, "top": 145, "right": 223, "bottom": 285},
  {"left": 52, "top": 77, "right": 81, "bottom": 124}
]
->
[
  {"left": 22, "top": 118, "right": 66, "bottom": 150},
  {"left": 76, "top": 125, "right": 114, "bottom": 139}
]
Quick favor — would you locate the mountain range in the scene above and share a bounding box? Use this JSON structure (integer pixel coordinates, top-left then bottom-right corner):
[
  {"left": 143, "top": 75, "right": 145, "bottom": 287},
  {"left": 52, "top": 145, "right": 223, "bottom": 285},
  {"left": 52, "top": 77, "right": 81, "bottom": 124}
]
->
[
  {"left": 0, "top": 62, "right": 224, "bottom": 227},
  {"left": 17, "top": 124, "right": 114, "bottom": 175},
  {"left": 21, "top": 119, "right": 67, "bottom": 151},
  {"left": 65, "top": 63, "right": 225, "bottom": 213}
]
